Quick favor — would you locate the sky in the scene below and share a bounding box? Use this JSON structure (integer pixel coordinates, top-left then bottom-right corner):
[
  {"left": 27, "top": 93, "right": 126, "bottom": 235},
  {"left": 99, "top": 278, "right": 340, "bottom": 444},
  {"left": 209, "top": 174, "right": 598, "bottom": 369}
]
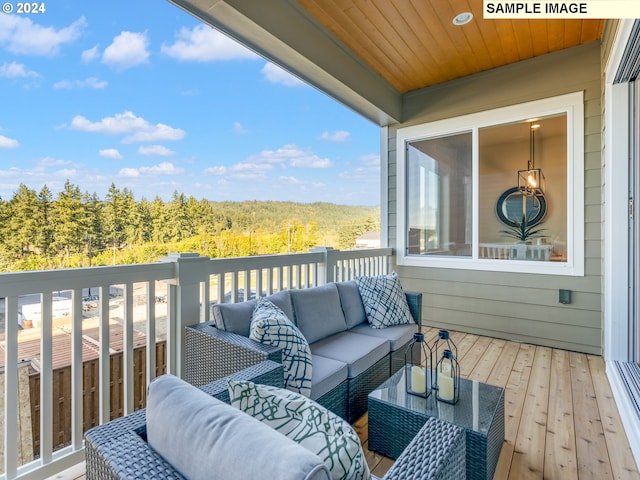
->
[{"left": 0, "top": 1, "right": 381, "bottom": 205}]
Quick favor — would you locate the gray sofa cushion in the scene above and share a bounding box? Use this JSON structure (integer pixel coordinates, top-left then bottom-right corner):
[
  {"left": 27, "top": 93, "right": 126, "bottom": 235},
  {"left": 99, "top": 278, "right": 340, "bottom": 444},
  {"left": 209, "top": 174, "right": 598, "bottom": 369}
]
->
[
  {"left": 311, "top": 354, "right": 348, "bottom": 401},
  {"left": 211, "top": 290, "right": 293, "bottom": 337},
  {"left": 147, "top": 374, "right": 330, "bottom": 480},
  {"left": 349, "top": 323, "right": 417, "bottom": 351},
  {"left": 290, "top": 284, "right": 348, "bottom": 344},
  {"left": 310, "top": 331, "right": 389, "bottom": 378},
  {"left": 336, "top": 281, "right": 367, "bottom": 329}
]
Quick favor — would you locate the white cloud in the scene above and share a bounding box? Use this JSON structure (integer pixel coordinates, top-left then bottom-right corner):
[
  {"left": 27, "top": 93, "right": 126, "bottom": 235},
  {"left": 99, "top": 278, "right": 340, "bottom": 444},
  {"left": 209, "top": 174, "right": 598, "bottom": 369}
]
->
[
  {"left": 360, "top": 153, "right": 380, "bottom": 167},
  {"left": 81, "top": 45, "right": 99, "bottom": 63},
  {"left": 138, "top": 145, "right": 175, "bottom": 156},
  {"left": 203, "top": 161, "right": 272, "bottom": 181},
  {"left": 102, "top": 31, "right": 150, "bottom": 70},
  {"left": 0, "top": 135, "right": 19, "bottom": 148},
  {"left": 0, "top": 15, "right": 86, "bottom": 56},
  {"left": 320, "top": 130, "right": 351, "bottom": 143},
  {"left": 54, "top": 168, "right": 77, "bottom": 178},
  {"left": 119, "top": 167, "right": 139, "bottom": 178},
  {"left": 0, "top": 61, "right": 38, "bottom": 78},
  {"left": 53, "top": 77, "right": 107, "bottom": 89},
  {"left": 37, "top": 157, "right": 73, "bottom": 168},
  {"left": 139, "top": 162, "right": 184, "bottom": 175},
  {"left": 161, "top": 25, "right": 258, "bottom": 62},
  {"left": 339, "top": 154, "right": 380, "bottom": 181},
  {"left": 279, "top": 176, "right": 326, "bottom": 190},
  {"left": 261, "top": 62, "right": 305, "bottom": 87},
  {"left": 233, "top": 122, "right": 248, "bottom": 135},
  {"left": 279, "top": 175, "right": 300, "bottom": 185},
  {"left": 99, "top": 149, "right": 123, "bottom": 160},
  {"left": 69, "top": 111, "right": 185, "bottom": 144},
  {"left": 203, "top": 166, "right": 227, "bottom": 176},
  {"left": 249, "top": 144, "right": 332, "bottom": 169},
  {"left": 119, "top": 162, "right": 184, "bottom": 178}
]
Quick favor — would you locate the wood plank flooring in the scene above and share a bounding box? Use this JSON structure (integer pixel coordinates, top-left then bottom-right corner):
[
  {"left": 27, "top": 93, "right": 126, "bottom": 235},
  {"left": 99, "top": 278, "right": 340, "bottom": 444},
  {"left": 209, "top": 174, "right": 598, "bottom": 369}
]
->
[
  {"left": 51, "top": 328, "right": 639, "bottom": 480},
  {"left": 355, "top": 328, "right": 640, "bottom": 480}
]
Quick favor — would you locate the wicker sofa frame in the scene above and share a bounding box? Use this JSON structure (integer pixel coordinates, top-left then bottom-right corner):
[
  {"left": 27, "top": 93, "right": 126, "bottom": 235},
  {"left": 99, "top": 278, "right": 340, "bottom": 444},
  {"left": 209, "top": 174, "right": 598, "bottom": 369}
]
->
[
  {"left": 85, "top": 361, "right": 466, "bottom": 480},
  {"left": 184, "top": 287, "right": 423, "bottom": 423}
]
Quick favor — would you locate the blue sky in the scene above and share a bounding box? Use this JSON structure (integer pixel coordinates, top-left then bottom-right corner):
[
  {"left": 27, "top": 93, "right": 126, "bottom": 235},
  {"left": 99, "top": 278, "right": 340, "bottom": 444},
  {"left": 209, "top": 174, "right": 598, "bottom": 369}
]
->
[{"left": 0, "top": 1, "right": 381, "bottom": 205}]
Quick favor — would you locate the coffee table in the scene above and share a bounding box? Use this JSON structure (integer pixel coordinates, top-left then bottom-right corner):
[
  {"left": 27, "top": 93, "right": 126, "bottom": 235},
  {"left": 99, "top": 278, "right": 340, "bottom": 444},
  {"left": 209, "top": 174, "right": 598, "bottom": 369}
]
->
[{"left": 368, "top": 366, "right": 505, "bottom": 480}]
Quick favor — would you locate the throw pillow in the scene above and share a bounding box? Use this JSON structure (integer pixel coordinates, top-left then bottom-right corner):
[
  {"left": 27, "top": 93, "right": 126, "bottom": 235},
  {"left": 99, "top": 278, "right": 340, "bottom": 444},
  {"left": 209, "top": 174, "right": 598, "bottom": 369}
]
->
[
  {"left": 355, "top": 272, "right": 413, "bottom": 329},
  {"left": 250, "top": 297, "right": 313, "bottom": 397},
  {"left": 228, "top": 380, "right": 371, "bottom": 480}
]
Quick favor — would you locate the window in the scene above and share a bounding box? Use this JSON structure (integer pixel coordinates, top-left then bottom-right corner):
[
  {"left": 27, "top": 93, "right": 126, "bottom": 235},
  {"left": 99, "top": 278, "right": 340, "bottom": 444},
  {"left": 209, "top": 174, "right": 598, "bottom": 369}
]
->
[
  {"left": 396, "top": 92, "right": 584, "bottom": 275},
  {"left": 406, "top": 132, "right": 472, "bottom": 257}
]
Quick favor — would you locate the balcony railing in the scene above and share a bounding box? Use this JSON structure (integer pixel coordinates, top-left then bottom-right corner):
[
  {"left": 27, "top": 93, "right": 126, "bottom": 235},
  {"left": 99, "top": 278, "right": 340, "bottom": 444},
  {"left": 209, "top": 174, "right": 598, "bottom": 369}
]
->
[{"left": 0, "top": 247, "right": 392, "bottom": 480}]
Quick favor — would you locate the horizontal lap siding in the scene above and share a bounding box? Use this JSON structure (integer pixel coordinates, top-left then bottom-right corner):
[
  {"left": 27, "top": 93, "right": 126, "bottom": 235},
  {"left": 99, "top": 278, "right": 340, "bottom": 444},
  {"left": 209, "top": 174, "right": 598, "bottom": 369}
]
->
[{"left": 387, "top": 42, "right": 603, "bottom": 354}]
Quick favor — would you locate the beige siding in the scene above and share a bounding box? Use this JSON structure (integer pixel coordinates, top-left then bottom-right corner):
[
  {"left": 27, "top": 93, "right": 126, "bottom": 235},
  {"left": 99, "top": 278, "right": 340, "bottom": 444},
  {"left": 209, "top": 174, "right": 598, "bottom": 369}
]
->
[{"left": 388, "top": 42, "right": 603, "bottom": 354}]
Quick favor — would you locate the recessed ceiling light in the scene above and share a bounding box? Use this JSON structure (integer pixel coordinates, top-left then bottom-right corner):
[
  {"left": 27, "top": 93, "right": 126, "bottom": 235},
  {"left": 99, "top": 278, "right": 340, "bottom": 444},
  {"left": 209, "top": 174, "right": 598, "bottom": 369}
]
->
[{"left": 453, "top": 12, "right": 473, "bottom": 26}]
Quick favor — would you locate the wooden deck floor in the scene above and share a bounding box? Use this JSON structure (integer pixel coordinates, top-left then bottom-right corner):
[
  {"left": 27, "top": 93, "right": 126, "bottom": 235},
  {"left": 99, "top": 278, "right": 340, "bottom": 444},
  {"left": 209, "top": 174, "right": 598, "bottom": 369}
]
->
[{"left": 51, "top": 328, "right": 639, "bottom": 480}]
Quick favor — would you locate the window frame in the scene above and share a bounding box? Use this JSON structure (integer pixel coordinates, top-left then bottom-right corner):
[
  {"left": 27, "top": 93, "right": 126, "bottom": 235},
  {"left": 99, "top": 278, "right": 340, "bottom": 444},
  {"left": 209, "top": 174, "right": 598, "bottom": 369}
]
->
[{"left": 396, "top": 92, "right": 584, "bottom": 276}]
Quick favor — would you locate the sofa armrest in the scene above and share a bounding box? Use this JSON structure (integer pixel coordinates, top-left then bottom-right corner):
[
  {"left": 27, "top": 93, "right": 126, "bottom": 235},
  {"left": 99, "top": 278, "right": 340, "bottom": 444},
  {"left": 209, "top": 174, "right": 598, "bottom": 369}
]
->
[
  {"left": 199, "top": 360, "right": 284, "bottom": 403},
  {"left": 381, "top": 417, "right": 465, "bottom": 480},
  {"left": 404, "top": 291, "right": 422, "bottom": 325},
  {"left": 185, "top": 321, "right": 283, "bottom": 387},
  {"left": 85, "top": 361, "right": 285, "bottom": 480},
  {"left": 85, "top": 411, "right": 185, "bottom": 480}
]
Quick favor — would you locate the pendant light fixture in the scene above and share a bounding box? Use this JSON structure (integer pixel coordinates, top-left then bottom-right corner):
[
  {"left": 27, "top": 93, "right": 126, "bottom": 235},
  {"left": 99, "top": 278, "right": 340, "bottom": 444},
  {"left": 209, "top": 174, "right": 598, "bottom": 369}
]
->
[{"left": 518, "top": 122, "right": 545, "bottom": 196}]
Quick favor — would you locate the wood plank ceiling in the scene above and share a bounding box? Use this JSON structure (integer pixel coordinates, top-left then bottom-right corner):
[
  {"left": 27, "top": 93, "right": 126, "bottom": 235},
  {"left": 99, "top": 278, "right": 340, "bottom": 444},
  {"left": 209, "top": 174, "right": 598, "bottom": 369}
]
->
[{"left": 298, "top": 0, "right": 605, "bottom": 93}]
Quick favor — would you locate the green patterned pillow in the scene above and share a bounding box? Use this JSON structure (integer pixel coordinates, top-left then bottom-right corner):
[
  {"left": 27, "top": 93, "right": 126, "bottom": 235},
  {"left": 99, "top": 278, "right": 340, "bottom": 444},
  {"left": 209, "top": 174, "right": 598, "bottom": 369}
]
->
[
  {"left": 228, "top": 380, "right": 371, "bottom": 480},
  {"left": 250, "top": 298, "right": 313, "bottom": 397}
]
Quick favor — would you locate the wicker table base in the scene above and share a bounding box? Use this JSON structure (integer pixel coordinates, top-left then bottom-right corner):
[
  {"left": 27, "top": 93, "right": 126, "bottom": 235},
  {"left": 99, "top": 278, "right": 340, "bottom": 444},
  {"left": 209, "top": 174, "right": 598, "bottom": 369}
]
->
[{"left": 368, "top": 366, "right": 505, "bottom": 480}]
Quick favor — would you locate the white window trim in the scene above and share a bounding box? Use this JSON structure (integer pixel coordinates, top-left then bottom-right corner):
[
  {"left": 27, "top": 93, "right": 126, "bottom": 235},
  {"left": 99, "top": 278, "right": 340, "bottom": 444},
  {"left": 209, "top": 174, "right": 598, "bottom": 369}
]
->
[{"left": 396, "top": 91, "right": 584, "bottom": 276}]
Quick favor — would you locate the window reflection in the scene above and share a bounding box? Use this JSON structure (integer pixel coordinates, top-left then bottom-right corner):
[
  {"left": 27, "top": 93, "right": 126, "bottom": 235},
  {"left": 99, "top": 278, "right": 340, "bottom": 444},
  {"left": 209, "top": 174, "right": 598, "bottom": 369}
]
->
[{"left": 406, "top": 132, "right": 472, "bottom": 257}]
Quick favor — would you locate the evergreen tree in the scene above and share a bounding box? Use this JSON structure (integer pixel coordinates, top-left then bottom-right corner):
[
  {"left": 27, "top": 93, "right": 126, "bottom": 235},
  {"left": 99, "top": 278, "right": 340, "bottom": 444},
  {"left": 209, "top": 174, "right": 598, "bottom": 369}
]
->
[
  {"left": 167, "top": 191, "right": 194, "bottom": 241},
  {"left": 133, "top": 198, "right": 153, "bottom": 244},
  {"left": 103, "top": 183, "right": 130, "bottom": 263},
  {"left": 34, "top": 185, "right": 54, "bottom": 258},
  {"left": 51, "top": 180, "right": 89, "bottom": 265},
  {"left": 5, "top": 184, "right": 39, "bottom": 258},
  {"left": 150, "top": 196, "right": 170, "bottom": 243}
]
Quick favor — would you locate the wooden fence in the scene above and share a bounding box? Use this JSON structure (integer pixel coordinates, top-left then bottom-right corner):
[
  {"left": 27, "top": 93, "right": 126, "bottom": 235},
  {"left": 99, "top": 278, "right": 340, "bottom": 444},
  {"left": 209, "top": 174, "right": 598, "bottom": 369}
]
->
[{"left": 28, "top": 341, "right": 166, "bottom": 456}]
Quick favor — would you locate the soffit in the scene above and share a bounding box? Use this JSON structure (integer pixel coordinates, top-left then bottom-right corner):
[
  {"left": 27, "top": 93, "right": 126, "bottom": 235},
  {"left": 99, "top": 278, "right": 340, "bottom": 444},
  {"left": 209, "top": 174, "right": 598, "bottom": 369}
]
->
[{"left": 297, "top": 0, "right": 604, "bottom": 93}]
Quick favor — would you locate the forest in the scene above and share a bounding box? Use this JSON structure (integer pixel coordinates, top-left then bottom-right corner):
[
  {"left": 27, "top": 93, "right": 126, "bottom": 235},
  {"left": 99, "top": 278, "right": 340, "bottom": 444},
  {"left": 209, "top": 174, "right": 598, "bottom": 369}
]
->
[{"left": 0, "top": 181, "right": 380, "bottom": 272}]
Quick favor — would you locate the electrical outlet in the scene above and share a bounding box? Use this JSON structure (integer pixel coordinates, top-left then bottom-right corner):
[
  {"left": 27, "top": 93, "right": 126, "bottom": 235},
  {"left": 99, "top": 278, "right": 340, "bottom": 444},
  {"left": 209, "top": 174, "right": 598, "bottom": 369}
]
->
[{"left": 559, "top": 289, "right": 571, "bottom": 304}]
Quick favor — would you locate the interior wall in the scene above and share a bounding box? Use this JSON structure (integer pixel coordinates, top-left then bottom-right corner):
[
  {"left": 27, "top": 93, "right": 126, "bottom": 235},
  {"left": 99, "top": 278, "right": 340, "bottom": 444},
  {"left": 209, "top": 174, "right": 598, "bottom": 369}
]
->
[
  {"left": 479, "top": 127, "right": 568, "bottom": 255},
  {"left": 388, "top": 42, "right": 603, "bottom": 354}
]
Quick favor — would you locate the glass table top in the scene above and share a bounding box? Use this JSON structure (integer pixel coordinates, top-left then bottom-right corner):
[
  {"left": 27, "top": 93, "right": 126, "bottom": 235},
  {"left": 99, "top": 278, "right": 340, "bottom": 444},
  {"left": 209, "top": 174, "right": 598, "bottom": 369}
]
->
[{"left": 369, "top": 365, "right": 504, "bottom": 435}]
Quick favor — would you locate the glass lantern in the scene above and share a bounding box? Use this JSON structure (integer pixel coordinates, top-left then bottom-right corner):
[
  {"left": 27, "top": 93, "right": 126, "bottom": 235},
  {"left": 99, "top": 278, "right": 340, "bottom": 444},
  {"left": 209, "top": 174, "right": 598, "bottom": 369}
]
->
[
  {"left": 435, "top": 349, "right": 460, "bottom": 404},
  {"left": 404, "top": 332, "right": 431, "bottom": 398},
  {"left": 431, "top": 329, "right": 457, "bottom": 390}
]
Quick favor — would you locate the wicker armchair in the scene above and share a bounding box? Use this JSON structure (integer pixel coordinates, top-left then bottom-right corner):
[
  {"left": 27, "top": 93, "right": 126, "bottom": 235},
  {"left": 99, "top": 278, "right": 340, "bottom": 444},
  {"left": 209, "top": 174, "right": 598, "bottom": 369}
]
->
[{"left": 85, "top": 360, "right": 465, "bottom": 480}]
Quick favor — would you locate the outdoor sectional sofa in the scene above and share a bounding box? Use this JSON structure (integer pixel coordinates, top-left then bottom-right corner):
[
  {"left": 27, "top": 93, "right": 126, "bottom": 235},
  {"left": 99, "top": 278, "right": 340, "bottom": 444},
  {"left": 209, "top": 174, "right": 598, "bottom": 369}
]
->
[
  {"left": 184, "top": 279, "right": 423, "bottom": 423},
  {"left": 85, "top": 361, "right": 467, "bottom": 480}
]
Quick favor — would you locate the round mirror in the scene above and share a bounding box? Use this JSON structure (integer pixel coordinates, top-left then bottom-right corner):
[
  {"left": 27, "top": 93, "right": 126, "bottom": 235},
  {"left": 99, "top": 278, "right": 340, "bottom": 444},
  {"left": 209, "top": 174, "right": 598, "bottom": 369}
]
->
[{"left": 496, "top": 187, "right": 547, "bottom": 228}]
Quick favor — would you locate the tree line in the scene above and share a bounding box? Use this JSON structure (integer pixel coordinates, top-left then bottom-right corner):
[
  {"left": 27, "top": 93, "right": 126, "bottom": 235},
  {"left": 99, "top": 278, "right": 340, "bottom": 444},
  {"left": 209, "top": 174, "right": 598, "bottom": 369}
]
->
[{"left": 0, "top": 181, "right": 379, "bottom": 271}]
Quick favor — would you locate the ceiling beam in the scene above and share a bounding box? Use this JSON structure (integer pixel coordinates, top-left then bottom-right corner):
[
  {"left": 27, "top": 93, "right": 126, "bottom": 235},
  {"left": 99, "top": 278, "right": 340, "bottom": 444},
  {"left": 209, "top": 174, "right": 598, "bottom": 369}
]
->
[{"left": 168, "top": 0, "right": 403, "bottom": 125}]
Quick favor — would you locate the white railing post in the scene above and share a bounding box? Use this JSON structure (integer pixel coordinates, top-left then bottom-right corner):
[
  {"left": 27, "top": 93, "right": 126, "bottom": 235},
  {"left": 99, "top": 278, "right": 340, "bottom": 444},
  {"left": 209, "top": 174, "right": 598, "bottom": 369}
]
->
[
  {"left": 310, "top": 247, "right": 337, "bottom": 285},
  {"left": 162, "top": 253, "right": 210, "bottom": 379}
]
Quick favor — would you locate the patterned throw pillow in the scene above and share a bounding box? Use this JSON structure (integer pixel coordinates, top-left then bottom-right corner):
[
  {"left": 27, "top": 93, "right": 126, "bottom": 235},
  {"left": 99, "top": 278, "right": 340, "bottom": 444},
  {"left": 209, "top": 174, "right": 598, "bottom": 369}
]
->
[
  {"left": 250, "top": 298, "right": 313, "bottom": 397},
  {"left": 355, "top": 272, "right": 413, "bottom": 329},
  {"left": 228, "top": 380, "right": 371, "bottom": 480}
]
